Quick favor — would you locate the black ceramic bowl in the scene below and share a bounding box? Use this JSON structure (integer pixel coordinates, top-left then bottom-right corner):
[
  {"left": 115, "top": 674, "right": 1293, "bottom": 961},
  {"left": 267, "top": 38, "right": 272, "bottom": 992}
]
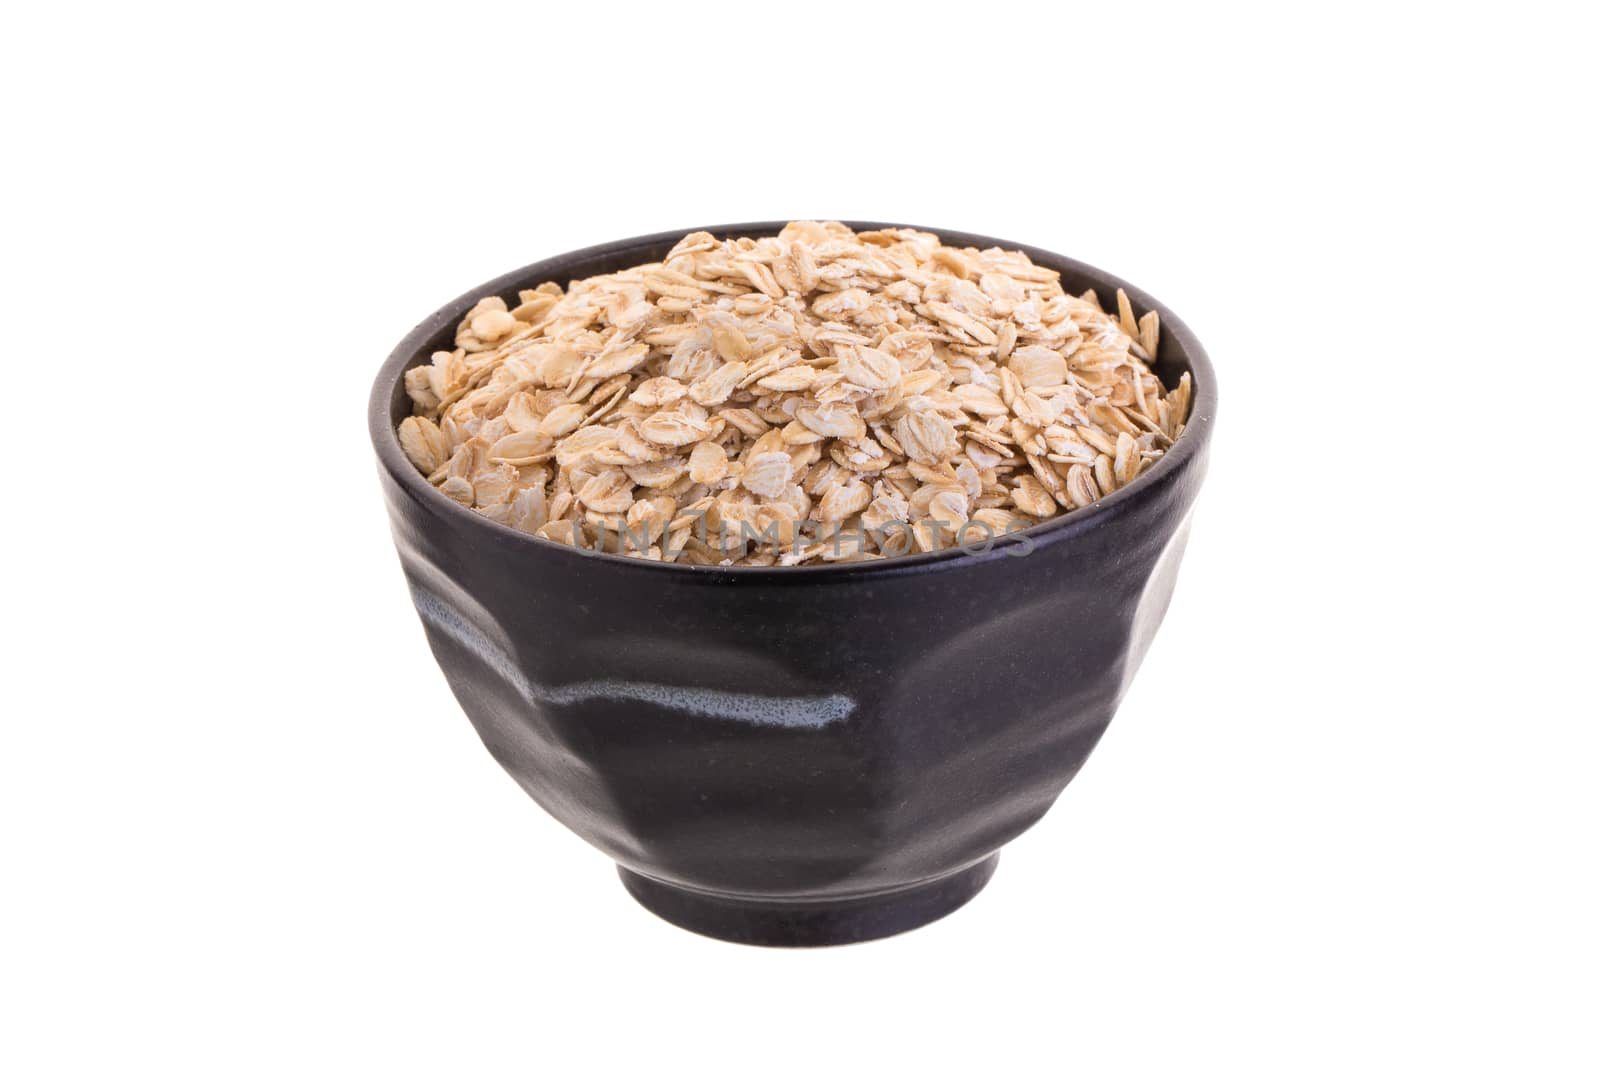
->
[{"left": 370, "top": 222, "right": 1215, "bottom": 946}]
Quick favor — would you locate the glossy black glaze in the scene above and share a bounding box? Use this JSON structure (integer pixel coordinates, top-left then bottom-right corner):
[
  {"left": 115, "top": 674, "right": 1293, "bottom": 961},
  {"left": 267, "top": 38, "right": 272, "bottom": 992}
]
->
[{"left": 370, "top": 223, "right": 1216, "bottom": 946}]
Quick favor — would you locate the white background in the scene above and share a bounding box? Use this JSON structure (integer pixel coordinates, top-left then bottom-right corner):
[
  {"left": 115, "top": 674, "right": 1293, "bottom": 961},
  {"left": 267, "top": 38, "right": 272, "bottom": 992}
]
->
[{"left": 4, "top": 3, "right": 1595, "bottom": 1063}]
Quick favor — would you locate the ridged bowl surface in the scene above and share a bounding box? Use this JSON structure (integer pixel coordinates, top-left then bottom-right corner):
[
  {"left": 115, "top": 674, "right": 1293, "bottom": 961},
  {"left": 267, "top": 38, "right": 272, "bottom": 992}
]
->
[{"left": 370, "top": 223, "right": 1216, "bottom": 945}]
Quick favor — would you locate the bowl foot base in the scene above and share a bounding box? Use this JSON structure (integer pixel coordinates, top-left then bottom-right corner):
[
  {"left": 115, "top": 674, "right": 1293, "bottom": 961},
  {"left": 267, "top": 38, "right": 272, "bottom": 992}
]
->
[{"left": 617, "top": 854, "right": 999, "bottom": 947}]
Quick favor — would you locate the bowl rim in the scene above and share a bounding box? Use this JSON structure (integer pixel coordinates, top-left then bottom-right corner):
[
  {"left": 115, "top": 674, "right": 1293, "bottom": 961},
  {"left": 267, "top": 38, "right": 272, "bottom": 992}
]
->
[{"left": 369, "top": 220, "right": 1217, "bottom": 583}]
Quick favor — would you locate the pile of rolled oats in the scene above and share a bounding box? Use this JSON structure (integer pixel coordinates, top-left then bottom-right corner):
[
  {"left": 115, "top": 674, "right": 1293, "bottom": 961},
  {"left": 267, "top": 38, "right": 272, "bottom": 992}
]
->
[{"left": 398, "top": 222, "right": 1192, "bottom": 566}]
